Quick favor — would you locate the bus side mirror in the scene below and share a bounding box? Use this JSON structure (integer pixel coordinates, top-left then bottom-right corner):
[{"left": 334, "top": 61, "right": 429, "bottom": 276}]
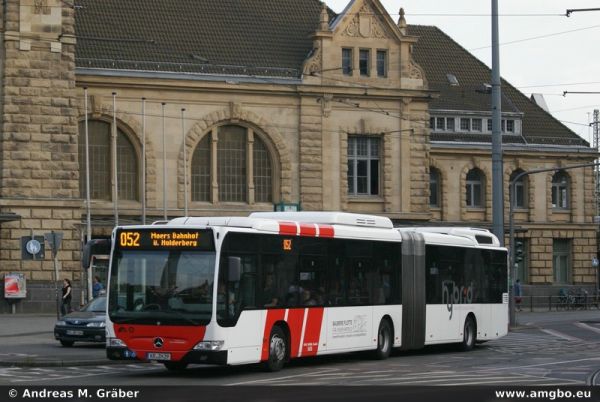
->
[
  {"left": 82, "top": 239, "right": 111, "bottom": 269},
  {"left": 228, "top": 257, "right": 241, "bottom": 282}
]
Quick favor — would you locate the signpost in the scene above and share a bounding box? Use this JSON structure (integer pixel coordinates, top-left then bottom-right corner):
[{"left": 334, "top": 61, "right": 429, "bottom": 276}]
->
[{"left": 45, "top": 231, "right": 63, "bottom": 319}]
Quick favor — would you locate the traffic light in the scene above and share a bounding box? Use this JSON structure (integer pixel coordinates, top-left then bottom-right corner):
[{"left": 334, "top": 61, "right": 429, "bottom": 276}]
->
[{"left": 514, "top": 240, "right": 524, "bottom": 263}]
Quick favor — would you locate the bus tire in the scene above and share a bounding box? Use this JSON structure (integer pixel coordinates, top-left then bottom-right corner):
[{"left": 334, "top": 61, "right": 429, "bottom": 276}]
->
[
  {"left": 264, "top": 325, "right": 287, "bottom": 372},
  {"left": 374, "top": 319, "right": 392, "bottom": 360},
  {"left": 460, "top": 316, "right": 476, "bottom": 351},
  {"left": 164, "top": 361, "right": 188, "bottom": 371}
]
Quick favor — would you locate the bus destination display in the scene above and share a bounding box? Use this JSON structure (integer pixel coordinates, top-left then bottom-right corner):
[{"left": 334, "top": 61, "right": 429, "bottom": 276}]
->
[{"left": 116, "top": 229, "right": 214, "bottom": 251}]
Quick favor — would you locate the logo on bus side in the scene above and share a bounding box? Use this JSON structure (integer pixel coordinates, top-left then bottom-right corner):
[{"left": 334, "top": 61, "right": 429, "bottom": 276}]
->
[{"left": 442, "top": 280, "right": 474, "bottom": 320}]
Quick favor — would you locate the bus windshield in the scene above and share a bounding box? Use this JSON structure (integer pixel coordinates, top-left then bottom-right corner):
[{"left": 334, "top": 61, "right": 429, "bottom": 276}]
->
[{"left": 108, "top": 249, "right": 216, "bottom": 326}]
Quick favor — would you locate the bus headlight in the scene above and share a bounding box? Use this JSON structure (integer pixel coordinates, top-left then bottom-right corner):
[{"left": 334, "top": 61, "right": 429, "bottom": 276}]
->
[
  {"left": 193, "top": 340, "right": 224, "bottom": 351},
  {"left": 108, "top": 337, "right": 127, "bottom": 348}
]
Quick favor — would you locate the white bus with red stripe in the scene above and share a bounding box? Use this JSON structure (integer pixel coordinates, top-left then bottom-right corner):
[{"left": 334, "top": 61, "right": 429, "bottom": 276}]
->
[{"left": 105, "top": 212, "right": 508, "bottom": 371}]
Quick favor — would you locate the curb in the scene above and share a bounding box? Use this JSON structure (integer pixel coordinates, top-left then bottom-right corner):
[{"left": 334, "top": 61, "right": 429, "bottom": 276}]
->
[{"left": 0, "top": 331, "right": 52, "bottom": 338}]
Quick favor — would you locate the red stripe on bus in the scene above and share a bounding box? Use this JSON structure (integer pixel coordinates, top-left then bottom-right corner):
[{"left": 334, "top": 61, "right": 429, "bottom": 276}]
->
[
  {"left": 278, "top": 222, "right": 298, "bottom": 236},
  {"left": 299, "top": 223, "right": 317, "bottom": 237},
  {"left": 317, "top": 224, "right": 334, "bottom": 238},
  {"left": 261, "top": 309, "right": 286, "bottom": 361},
  {"left": 301, "top": 307, "right": 324, "bottom": 356},
  {"left": 286, "top": 308, "right": 306, "bottom": 358}
]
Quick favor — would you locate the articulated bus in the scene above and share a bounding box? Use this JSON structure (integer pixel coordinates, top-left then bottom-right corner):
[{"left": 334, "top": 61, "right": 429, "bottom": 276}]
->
[{"left": 105, "top": 212, "right": 508, "bottom": 371}]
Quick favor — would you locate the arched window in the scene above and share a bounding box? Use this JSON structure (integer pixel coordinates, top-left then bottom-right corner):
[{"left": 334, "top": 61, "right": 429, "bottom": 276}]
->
[
  {"left": 510, "top": 169, "right": 528, "bottom": 209},
  {"left": 429, "top": 167, "right": 441, "bottom": 207},
  {"left": 78, "top": 119, "right": 139, "bottom": 201},
  {"left": 191, "top": 124, "right": 273, "bottom": 203},
  {"left": 465, "top": 168, "right": 484, "bottom": 208},
  {"left": 551, "top": 171, "right": 569, "bottom": 209},
  {"left": 191, "top": 135, "right": 211, "bottom": 202}
]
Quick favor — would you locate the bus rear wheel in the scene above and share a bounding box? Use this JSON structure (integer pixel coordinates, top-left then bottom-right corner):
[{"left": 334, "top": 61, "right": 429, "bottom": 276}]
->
[
  {"left": 374, "top": 319, "right": 392, "bottom": 360},
  {"left": 460, "top": 316, "right": 476, "bottom": 351},
  {"left": 264, "top": 325, "right": 287, "bottom": 372}
]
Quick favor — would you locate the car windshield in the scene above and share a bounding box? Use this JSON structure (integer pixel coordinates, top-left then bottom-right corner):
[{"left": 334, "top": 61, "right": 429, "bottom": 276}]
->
[
  {"left": 83, "top": 297, "right": 107, "bottom": 313},
  {"left": 108, "top": 249, "right": 216, "bottom": 326}
]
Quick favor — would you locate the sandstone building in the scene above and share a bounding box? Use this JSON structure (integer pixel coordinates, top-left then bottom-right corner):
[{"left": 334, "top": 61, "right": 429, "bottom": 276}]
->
[{"left": 0, "top": 0, "right": 596, "bottom": 312}]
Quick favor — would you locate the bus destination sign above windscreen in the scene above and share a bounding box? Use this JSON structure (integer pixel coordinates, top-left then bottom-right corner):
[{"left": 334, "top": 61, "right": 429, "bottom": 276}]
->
[{"left": 116, "top": 229, "right": 214, "bottom": 251}]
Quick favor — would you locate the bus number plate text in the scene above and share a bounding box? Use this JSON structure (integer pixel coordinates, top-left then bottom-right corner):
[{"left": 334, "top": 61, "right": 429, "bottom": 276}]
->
[{"left": 147, "top": 352, "right": 171, "bottom": 361}]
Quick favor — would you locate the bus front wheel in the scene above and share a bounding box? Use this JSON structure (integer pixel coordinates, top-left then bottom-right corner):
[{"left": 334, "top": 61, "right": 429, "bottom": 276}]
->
[
  {"left": 164, "top": 361, "right": 188, "bottom": 371},
  {"left": 460, "top": 316, "right": 476, "bottom": 351},
  {"left": 265, "top": 325, "right": 287, "bottom": 372},
  {"left": 374, "top": 319, "right": 392, "bottom": 360}
]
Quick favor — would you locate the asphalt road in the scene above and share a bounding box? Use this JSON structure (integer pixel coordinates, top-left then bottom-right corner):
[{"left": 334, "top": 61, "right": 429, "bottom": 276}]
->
[{"left": 1, "top": 310, "right": 599, "bottom": 387}]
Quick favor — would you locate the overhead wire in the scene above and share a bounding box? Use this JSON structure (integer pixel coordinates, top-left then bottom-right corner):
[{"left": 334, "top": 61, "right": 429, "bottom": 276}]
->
[{"left": 469, "top": 24, "right": 600, "bottom": 51}]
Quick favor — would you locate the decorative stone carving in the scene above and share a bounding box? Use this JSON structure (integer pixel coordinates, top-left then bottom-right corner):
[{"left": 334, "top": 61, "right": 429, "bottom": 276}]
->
[
  {"left": 409, "top": 59, "right": 424, "bottom": 80},
  {"left": 342, "top": 4, "right": 390, "bottom": 39},
  {"left": 302, "top": 45, "right": 322, "bottom": 76},
  {"left": 321, "top": 94, "right": 332, "bottom": 118},
  {"left": 34, "top": 0, "right": 51, "bottom": 15}
]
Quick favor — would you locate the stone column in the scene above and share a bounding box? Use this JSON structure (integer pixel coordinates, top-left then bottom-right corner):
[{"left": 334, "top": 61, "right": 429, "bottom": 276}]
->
[{"left": 0, "top": 0, "right": 80, "bottom": 311}]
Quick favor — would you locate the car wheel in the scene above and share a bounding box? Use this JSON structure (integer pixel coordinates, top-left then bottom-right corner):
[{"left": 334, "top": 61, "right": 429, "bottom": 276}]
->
[
  {"left": 60, "top": 340, "right": 74, "bottom": 347},
  {"left": 264, "top": 325, "right": 287, "bottom": 372}
]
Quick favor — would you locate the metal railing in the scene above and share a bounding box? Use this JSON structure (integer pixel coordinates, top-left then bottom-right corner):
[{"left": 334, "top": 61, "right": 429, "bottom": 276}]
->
[{"left": 515, "top": 294, "right": 600, "bottom": 312}]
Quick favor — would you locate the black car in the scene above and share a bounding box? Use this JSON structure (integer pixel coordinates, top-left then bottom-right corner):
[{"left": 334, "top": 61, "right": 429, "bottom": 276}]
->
[{"left": 54, "top": 296, "right": 106, "bottom": 347}]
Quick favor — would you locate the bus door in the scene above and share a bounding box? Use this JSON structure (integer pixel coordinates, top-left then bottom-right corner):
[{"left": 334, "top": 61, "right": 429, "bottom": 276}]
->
[{"left": 325, "top": 240, "right": 373, "bottom": 351}]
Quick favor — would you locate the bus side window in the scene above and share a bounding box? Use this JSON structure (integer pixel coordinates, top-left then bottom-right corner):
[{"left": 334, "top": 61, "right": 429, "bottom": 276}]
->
[{"left": 238, "top": 256, "right": 257, "bottom": 309}]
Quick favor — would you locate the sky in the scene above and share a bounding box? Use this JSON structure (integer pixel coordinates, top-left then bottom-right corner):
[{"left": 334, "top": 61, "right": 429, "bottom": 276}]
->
[{"left": 326, "top": 0, "right": 600, "bottom": 145}]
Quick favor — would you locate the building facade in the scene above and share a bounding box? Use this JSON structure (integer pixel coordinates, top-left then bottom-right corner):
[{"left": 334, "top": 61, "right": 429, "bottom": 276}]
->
[{"left": 0, "top": 0, "right": 596, "bottom": 312}]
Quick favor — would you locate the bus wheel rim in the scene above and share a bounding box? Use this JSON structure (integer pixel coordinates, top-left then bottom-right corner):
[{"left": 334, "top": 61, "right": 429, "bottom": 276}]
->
[{"left": 271, "top": 335, "right": 285, "bottom": 361}]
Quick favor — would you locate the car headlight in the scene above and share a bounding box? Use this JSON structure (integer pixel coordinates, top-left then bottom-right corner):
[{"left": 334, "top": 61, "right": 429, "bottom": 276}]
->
[
  {"left": 108, "top": 337, "right": 127, "bottom": 347},
  {"left": 193, "top": 340, "right": 224, "bottom": 351},
  {"left": 55, "top": 321, "right": 66, "bottom": 326},
  {"left": 86, "top": 321, "right": 106, "bottom": 328}
]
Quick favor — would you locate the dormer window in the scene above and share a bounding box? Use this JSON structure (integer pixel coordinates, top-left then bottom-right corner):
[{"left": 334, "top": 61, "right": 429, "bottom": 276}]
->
[
  {"left": 432, "top": 114, "right": 520, "bottom": 135},
  {"left": 376, "top": 50, "right": 387, "bottom": 77},
  {"left": 342, "top": 48, "right": 353, "bottom": 75},
  {"left": 359, "top": 49, "right": 370, "bottom": 76}
]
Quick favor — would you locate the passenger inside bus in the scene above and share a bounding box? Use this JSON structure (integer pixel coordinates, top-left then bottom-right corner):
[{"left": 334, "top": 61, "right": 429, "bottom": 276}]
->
[
  {"left": 262, "top": 274, "right": 279, "bottom": 307},
  {"left": 301, "top": 289, "right": 317, "bottom": 306}
]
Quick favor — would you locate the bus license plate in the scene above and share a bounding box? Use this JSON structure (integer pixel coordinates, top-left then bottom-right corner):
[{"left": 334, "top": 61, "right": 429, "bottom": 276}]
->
[
  {"left": 66, "top": 330, "right": 83, "bottom": 336},
  {"left": 147, "top": 352, "right": 171, "bottom": 361}
]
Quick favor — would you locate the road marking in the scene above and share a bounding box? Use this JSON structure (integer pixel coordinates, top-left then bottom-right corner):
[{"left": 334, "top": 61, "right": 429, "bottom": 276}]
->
[
  {"left": 226, "top": 367, "right": 340, "bottom": 385},
  {"left": 575, "top": 322, "right": 600, "bottom": 335},
  {"left": 480, "top": 357, "right": 600, "bottom": 371},
  {"left": 540, "top": 328, "right": 583, "bottom": 342}
]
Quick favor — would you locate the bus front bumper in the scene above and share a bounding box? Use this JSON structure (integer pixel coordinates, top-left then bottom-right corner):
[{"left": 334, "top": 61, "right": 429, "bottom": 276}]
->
[{"left": 106, "top": 347, "right": 228, "bottom": 365}]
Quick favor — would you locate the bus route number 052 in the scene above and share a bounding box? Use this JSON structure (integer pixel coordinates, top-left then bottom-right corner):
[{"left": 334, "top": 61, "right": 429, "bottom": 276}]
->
[{"left": 120, "top": 232, "right": 140, "bottom": 247}]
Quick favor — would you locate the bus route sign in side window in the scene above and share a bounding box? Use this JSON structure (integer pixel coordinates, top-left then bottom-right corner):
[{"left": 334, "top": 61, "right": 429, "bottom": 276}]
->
[{"left": 116, "top": 229, "right": 215, "bottom": 251}]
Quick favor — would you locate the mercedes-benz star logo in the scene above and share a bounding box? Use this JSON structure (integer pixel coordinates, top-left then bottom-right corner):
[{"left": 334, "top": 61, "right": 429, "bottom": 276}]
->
[{"left": 153, "top": 337, "right": 164, "bottom": 348}]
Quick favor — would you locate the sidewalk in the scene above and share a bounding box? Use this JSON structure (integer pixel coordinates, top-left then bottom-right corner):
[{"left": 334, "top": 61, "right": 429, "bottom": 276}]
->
[{"left": 0, "top": 314, "right": 128, "bottom": 367}]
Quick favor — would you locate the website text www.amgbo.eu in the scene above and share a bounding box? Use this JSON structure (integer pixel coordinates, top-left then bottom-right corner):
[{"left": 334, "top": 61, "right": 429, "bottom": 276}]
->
[{"left": 495, "top": 389, "right": 592, "bottom": 401}]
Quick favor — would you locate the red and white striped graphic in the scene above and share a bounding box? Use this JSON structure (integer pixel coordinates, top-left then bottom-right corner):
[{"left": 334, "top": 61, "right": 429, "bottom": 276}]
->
[
  {"left": 278, "top": 222, "right": 335, "bottom": 238},
  {"left": 261, "top": 308, "right": 325, "bottom": 361}
]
